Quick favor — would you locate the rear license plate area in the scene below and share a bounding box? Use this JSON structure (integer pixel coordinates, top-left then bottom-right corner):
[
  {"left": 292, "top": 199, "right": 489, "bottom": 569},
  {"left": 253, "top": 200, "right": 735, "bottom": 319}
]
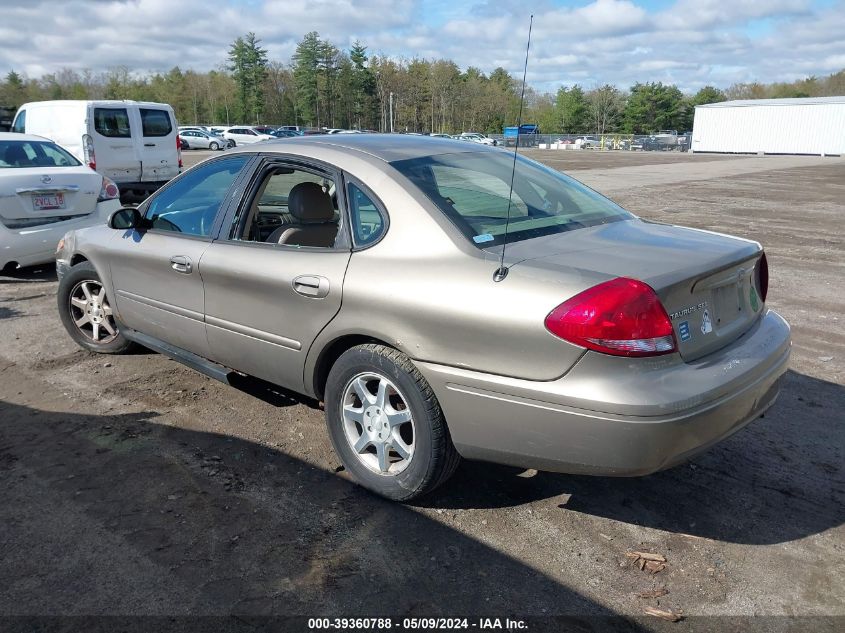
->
[
  {"left": 712, "top": 282, "right": 743, "bottom": 328},
  {"left": 32, "top": 193, "right": 65, "bottom": 211}
]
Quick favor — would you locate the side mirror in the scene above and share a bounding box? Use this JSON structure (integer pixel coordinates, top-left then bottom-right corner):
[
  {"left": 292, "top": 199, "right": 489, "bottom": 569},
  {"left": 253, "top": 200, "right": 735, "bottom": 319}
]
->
[{"left": 108, "top": 207, "right": 143, "bottom": 230}]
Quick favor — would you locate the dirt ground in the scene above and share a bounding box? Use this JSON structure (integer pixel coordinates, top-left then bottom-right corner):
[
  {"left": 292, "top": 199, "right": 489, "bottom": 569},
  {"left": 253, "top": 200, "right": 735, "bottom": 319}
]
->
[{"left": 1, "top": 149, "right": 843, "bottom": 629}]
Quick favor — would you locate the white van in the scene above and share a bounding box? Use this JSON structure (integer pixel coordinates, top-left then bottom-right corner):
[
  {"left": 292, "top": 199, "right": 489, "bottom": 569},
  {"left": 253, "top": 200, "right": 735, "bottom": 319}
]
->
[{"left": 11, "top": 100, "right": 181, "bottom": 199}]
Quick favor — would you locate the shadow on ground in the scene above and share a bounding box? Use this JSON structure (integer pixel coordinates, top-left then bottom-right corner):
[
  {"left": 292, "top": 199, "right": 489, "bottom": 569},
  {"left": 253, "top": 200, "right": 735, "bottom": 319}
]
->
[
  {"left": 0, "top": 264, "right": 57, "bottom": 284},
  {"left": 422, "top": 370, "right": 844, "bottom": 546},
  {"left": 0, "top": 399, "right": 640, "bottom": 628}
]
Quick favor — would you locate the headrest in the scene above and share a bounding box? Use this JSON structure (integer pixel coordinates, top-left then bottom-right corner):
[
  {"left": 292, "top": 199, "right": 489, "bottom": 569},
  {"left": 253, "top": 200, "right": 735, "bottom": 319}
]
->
[
  {"left": 288, "top": 182, "right": 334, "bottom": 223},
  {"left": 4, "top": 145, "right": 28, "bottom": 164}
]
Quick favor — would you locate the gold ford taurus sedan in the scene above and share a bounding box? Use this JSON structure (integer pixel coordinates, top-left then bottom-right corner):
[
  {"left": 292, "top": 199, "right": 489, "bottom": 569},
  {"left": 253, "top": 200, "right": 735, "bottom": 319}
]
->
[{"left": 55, "top": 135, "right": 791, "bottom": 500}]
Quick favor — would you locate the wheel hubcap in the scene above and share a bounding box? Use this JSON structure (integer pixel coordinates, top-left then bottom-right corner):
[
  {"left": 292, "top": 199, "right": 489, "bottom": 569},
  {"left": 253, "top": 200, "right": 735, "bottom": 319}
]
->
[
  {"left": 342, "top": 372, "right": 415, "bottom": 475},
  {"left": 69, "top": 280, "right": 118, "bottom": 344}
]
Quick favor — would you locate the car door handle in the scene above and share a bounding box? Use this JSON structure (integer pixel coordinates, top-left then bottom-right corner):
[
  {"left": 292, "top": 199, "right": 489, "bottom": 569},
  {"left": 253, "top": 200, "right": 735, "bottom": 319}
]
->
[
  {"left": 144, "top": 143, "right": 155, "bottom": 147},
  {"left": 170, "top": 256, "right": 192, "bottom": 274},
  {"left": 293, "top": 275, "right": 329, "bottom": 298}
]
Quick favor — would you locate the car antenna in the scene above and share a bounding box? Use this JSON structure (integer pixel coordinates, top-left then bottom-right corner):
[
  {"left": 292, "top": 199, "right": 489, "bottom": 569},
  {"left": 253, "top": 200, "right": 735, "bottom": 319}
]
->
[{"left": 494, "top": 13, "right": 533, "bottom": 283}]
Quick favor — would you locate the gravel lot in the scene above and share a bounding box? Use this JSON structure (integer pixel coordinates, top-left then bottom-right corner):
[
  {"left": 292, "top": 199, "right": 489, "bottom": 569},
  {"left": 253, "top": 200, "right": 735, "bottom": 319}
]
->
[{"left": 1, "top": 148, "right": 843, "bottom": 629}]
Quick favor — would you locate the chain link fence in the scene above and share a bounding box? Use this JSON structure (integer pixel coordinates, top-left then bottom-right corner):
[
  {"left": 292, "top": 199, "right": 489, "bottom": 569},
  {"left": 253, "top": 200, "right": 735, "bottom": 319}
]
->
[{"left": 488, "top": 132, "right": 692, "bottom": 151}]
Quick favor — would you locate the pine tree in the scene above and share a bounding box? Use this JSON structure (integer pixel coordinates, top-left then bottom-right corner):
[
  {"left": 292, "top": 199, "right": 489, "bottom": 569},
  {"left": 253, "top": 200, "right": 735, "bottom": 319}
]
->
[{"left": 228, "top": 33, "right": 268, "bottom": 123}]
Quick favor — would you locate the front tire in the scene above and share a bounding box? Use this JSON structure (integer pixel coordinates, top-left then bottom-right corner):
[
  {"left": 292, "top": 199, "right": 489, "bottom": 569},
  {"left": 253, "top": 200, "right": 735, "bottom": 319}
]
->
[
  {"left": 325, "top": 344, "right": 460, "bottom": 501},
  {"left": 57, "top": 262, "right": 135, "bottom": 354},
  {"left": 209, "top": 141, "right": 219, "bottom": 151}
]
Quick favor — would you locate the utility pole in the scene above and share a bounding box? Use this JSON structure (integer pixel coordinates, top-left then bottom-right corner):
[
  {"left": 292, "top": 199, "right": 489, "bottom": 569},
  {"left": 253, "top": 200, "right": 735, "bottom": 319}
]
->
[{"left": 389, "top": 91, "right": 394, "bottom": 133}]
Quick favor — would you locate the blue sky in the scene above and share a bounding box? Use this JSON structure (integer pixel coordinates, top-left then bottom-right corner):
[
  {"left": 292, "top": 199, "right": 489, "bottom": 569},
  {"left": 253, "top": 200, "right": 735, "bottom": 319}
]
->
[{"left": 1, "top": 0, "right": 843, "bottom": 93}]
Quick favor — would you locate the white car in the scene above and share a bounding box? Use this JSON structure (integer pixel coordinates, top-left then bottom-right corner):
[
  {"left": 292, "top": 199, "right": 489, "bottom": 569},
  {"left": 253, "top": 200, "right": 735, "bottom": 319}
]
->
[
  {"left": 459, "top": 132, "right": 497, "bottom": 146},
  {"left": 222, "top": 126, "right": 274, "bottom": 146},
  {"left": 178, "top": 129, "right": 228, "bottom": 151},
  {"left": 0, "top": 133, "right": 120, "bottom": 270}
]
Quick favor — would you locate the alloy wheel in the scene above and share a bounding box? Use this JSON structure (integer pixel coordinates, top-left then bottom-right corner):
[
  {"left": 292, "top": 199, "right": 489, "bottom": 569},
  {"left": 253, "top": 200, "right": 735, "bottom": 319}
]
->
[
  {"left": 68, "top": 280, "right": 118, "bottom": 344},
  {"left": 341, "top": 372, "right": 415, "bottom": 475}
]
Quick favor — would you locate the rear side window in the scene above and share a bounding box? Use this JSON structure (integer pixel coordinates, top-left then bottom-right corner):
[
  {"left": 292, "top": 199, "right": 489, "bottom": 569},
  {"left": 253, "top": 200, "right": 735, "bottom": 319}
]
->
[
  {"left": 140, "top": 108, "right": 172, "bottom": 137},
  {"left": 11, "top": 109, "right": 25, "bottom": 133},
  {"left": 94, "top": 108, "right": 130, "bottom": 138},
  {"left": 347, "top": 182, "right": 386, "bottom": 246}
]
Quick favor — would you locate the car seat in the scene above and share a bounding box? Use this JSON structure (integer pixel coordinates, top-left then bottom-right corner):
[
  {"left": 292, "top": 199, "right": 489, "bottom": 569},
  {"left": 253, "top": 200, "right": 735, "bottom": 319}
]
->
[
  {"left": 267, "top": 182, "right": 337, "bottom": 247},
  {"left": 4, "top": 144, "right": 31, "bottom": 167}
]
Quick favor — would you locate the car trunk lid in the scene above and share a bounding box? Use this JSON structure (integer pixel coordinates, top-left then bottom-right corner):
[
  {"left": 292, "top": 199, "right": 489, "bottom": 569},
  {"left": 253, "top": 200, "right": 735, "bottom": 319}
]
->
[
  {"left": 0, "top": 168, "right": 100, "bottom": 227},
  {"left": 502, "top": 219, "right": 765, "bottom": 361}
]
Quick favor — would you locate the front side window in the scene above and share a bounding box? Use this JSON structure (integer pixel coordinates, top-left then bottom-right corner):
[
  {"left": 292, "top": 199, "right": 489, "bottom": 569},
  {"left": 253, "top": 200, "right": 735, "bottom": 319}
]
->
[
  {"left": 11, "top": 109, "right": 25, "bottom": 133},
  {"left": 0, "top": 140, "right": 80, "bottom": 168},
  {"left": 94, "top": 108, "right": 131, "bottom": 138},
  {"left": 391, "top": 152, "right": 633, "bottom": 247},
  {"left": 144, "top": 156, "right": 249, "bottom": 237},
  {"left": 231, "top": 165, "right": 341, "bottom": 248},
  {"left": 347, "top": 182, "right": 385, "bottom": 246},
  {"left": 140, "top": 108, "right": 172, "bottom": 137}
]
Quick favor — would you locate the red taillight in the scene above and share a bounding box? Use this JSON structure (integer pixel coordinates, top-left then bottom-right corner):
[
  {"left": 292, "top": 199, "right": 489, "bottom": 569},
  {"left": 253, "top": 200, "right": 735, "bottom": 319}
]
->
[
  {"left": 98, "top": 176, "right": 120, "bottom": 201},
  {"left": 545, "top": 277, "right": 677, "bottom": 357},
  {"left": 177, "top": 135, "right": 183, "bottom": 169},
  {"left": 758, "top": 252, "right": 769, "bottom": 302}
]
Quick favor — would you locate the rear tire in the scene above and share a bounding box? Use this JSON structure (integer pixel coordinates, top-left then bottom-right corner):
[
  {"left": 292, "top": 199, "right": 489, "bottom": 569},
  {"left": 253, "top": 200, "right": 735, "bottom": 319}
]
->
[
  {"left": 57, "top": 262, "right": 135, "bottom": 355},
  {"left": 325, "top": 344, "right": 460, "bottom": 501}
]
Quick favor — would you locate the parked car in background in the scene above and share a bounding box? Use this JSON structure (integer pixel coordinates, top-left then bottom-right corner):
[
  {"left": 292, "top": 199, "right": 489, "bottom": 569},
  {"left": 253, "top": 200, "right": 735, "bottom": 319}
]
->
[
  {"left": 575, "top": 136, "right": 600, "bottom": 149},
  {"left": 0, "top": 133, "right": 120, "bottom": 270},
  {"left": 54, "top": 134, "right": 789, "bottom": 501},
  {"left": 0, "top": 106, "right": 14, "bottom": 132},
  {"left": 178, "top": 129, "right": 227, "bottom": 151},
  {"left": 222, "top": 126, "right": 274, "bottom": 146},
  {"left": 269, "top": 129, "right": 301, "bottom": 138},
  {"left": 252, "top": 126, "right": 277, "bottom": 136},
  {"left": 11, "top": 100, "right": 180, "bottom": 200},
  {"left": 429, "top": 133, "right": 453, "bottom": 139},
  {"left": 459, "top": 132, "right": 497, "bottom": 146}
]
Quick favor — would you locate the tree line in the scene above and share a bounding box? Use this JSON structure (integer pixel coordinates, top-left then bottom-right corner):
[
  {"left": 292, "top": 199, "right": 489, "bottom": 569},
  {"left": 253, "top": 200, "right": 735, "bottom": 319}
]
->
[{"left": 1, "top": 31, "right": 843, "bottom": 135}]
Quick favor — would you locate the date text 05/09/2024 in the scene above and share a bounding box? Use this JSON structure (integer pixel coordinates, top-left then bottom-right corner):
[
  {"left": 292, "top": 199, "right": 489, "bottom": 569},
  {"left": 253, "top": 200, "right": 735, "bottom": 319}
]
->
[{"left": 307, "top": 617, "right": 528, "bottom": 630}]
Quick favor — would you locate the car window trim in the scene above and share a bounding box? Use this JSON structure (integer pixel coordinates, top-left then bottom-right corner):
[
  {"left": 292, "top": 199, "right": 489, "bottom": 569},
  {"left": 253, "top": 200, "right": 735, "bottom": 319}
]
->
[
  {"left": 341, "top": 172, "right": 390, "bottom": 251},
  {"left": 135, "top": 153, "right": 258, "bottom": 243},
  {"left": 215, "top": 153, "right": 352, "bottom": 252}
]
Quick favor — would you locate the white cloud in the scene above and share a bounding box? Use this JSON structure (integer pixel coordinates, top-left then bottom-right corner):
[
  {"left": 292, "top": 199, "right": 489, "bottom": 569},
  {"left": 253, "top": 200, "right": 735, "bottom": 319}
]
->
[{"left": 0, "top": 0, "right": 842, "bottom": 94}]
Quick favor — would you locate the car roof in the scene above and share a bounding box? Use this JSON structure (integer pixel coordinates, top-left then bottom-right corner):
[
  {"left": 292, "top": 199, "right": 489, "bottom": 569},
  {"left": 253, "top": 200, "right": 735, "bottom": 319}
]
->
[
  {"left": 0, "top": 132, "right": 51, "bottom": 142},
  {"left": 235, "top": 133, "right": 494, "bottom": 162}
]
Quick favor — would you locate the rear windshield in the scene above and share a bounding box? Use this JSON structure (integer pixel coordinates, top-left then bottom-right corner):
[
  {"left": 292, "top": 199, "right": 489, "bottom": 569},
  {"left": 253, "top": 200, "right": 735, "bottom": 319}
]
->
[
  {"left": 94, "top": 108, "right": 131, "bottom": 138},
  {"left": 391, "top": 152, "right": 633, "bottom": 246},
  {"left": 140, "top": 108, "right": 173, "bottom": 137},
  {"left": 0, "top": 140, "right": 81, "bottom": 168}
]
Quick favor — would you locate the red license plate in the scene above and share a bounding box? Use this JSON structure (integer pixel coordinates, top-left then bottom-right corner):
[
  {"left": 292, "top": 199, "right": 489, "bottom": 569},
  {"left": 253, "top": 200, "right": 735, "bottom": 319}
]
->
[{"left": 32, "top": 193, "right": 65, "bottom": 211}]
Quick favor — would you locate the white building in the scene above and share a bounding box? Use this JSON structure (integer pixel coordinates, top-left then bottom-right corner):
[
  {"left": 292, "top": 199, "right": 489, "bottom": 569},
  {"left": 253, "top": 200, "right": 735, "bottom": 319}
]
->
[{"left": 691, "top": 96, "right": 845, "bottom": 156}]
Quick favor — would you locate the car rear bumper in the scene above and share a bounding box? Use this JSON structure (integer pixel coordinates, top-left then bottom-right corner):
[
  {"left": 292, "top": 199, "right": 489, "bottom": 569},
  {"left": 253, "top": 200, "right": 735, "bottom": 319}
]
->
[
  {"left": 116, "top": 181, "right": 170, "bottom": 201},
  {"left": 1, "top": 201, "right": 118, "bottom": 271},
  {"left": 416, "top": 309, "right": 791, "bottom": 476}
]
